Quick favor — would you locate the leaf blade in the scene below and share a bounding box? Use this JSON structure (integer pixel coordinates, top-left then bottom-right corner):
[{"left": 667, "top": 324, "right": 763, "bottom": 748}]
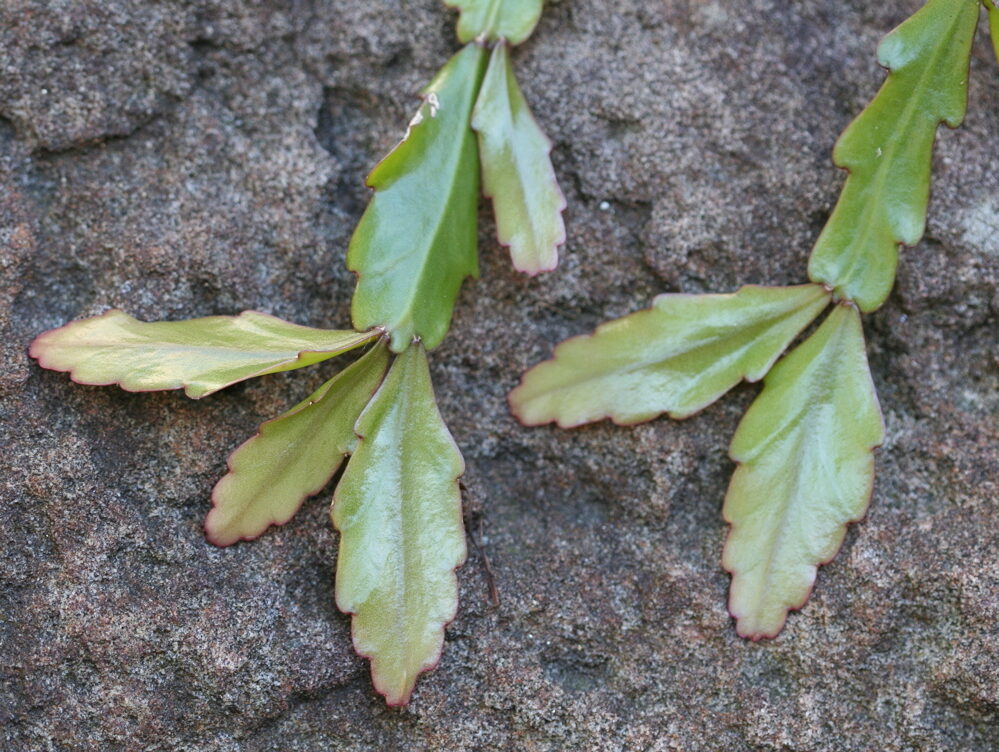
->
[
  {"left": 472, "top": 42, "right": 566, "bottom": 274},
  {"left": 445, "top": 0, "right": 543, "bottom": 45},
  {"left": 29, "top": 310, "right": 379, "bottom": 398},
  {"left": 205, "top": 342, "right": 390, "bottom": 546},
  {"left": 806, "top": 0, "right": 980, "bottom": 312},
  {"left": 509, "top": 284, "right": 830, "bottom": 428},
  {"left": 332, "top": 344, "right": 466, "bottom": 706},
  {"left": 348, "top": 43, "right": 487, "bottom": 352},
  {"left": 722, "top": 304, "right": 885, "bottom": 638}
]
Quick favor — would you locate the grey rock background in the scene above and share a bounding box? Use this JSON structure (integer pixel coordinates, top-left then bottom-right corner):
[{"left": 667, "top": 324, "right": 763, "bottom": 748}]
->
[{"left": 1, "top": 0, "right": 997, "bottom": 749}]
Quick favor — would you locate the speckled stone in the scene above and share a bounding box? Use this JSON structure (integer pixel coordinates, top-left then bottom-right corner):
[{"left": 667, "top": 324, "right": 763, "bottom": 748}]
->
[{"left": 1, "top": 1, "right": 996, "bottom": 750}]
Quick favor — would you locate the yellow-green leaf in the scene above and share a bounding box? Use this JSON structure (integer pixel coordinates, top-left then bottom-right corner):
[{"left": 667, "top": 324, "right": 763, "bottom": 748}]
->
[
  {"left": 348, "top": 43, "right": 487, "bottom": 352},
  {"left": 722, "top": 304, "right": 885, "bottom": 639},
  {"left": 205, "top": 342, "right": 389, "bottom": 546},
  {"left": 472, "top": 42, "right": 566, "bottom": 274},
  {"left": 510, "top": 284, "right": 830, "bottom": 427},
  {"left": 445, "top": 0, "right": 543, "bottom": 45},
  {"left": 807, "top": 0, "right": 980, "bottom": 312},
  {"left": 332, "top": 343, "right": 465, "bottom": 706},
  {"left": 29, "top": 310, "right": 379, "bottom": 398}
]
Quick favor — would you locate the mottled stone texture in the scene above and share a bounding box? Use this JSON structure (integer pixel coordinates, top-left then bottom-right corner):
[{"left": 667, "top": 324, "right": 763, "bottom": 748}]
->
[{"left": 1, "top": 0, "right": 997, "bottom": 749}]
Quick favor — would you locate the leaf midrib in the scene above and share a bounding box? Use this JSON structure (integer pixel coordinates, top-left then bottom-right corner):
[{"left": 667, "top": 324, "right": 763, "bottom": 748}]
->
[
  {"left": 383, "top": 375, "right": 425, "bottom": 658},
  {"left": 546, "top": 306, "right": 811, "bottom": 393},
  {"left": 364, "top": 60, "right": 483, "bottom": 340},
  {"left": 832, "top": 4, "right": 966, "bottom": 288},
  {"left": 748, "top": 322, "right": 849, "bottom": 604}
]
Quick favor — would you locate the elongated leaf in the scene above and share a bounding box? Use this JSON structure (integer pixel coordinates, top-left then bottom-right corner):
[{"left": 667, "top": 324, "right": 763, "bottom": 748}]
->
[
  {"left": 807, "top": 0, "right": 979, "bottom": 312},
  {"left": 29, "top": 310, "right": 379, "bottom": 399},
  {"left": 445, "top": 0, "right": 543, "bottom": 45},
  {"left": 205, "top": 343, "right": 389, "bottom": 546},
  {"left": 472, "top": 43, "right": 566, "bottom": 274},
  {"left": 348, "top": 44, "right": 487, "bottom": 352},
  {"left": 722, "top": 304, "right": 885, "bottom": 639},
  {"left": 510, "top": 284, "right": 830, "bottom": 427},
  {"left": 332, "top": 344, "right": 466, "bottom": 705}
]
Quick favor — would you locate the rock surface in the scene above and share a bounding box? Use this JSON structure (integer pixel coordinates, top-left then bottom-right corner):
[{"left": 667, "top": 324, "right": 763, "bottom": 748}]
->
[{"left": 1, "top": 0, "right": 997, "bottom": 749}]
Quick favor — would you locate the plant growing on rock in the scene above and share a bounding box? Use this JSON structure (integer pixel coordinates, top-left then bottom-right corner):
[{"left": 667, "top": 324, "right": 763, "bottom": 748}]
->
[
  {"left": 511, "top": 0, "right": 993, "bottom": 638},
  {"left": 30, "top": 0, "right": 564, "bottom": 705}
]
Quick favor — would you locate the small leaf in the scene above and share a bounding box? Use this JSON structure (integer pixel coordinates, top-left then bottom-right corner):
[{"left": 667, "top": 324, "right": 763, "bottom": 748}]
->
[
  {"left": 205, "top": 342, "right": 390, "bottom": 546},
  {"left": 472, "top": 42, "right": 566, "bottom": 274},
  {"left": 348, "top": 43, "right": 487, "bottom": 352},
  {"left": 332, "top": 343, "right": 466, "bottom": 706},
  {"left": 445, "top": 0, "right": 543, "bottom": 45},
  {"left": 722, "top": 304, "right": 885, "bottom": 639},
  {"left": 807, "top": 0, "right": 980, "bottom": 312},
  {"left": 29, "top": 310, "right": 379, "bottom": 398},
  {"left": 510, "top": 284, "right": 830, "bottom": 427}
]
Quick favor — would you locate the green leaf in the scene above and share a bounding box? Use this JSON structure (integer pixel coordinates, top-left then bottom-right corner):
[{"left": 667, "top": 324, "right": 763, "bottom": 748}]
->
[
  {"left": 332, "top": 343, "right": 466, "bottom": 705},
  {"left": 29, "top": 310, "right": 379, "bottom": 399},
  {"left": 807, "top": 0, "right": 980, "bottom": 312},
  {"left": 348, "top": 43, "right": 487, "bottom": 352},
  {"left": 722, "top": 304, "right": 885, "bottom": 639},
  {"left": 445, "top": 0, "right": 543, "bottom": 45},
  {"left": 472, "top": 42, "right": 566, "bottom": 274},
  {"left": 509, "top": 284, "right": 831, "bottom": 427},
  {"left": 205, "top": 342, "right": 390, "bottom": 546}
]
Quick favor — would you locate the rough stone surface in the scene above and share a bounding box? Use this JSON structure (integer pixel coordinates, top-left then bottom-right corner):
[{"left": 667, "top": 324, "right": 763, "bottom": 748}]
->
[{"left": 2, "top": 0, "right": 997, "bottom": 749}]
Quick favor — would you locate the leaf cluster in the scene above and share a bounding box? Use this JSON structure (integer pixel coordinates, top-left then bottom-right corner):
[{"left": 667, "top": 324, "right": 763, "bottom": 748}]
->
[
  {"left": 27, "top": 0, "right": 996, "bottom": 705},
  {"left": 29, "top": 0, "right": 565, "bottom": 706},
  {"left": 352, "top": 3, "right": 564, "bottom": 351},
  {"left": 512, "top": 0, "right": 991, "bottom": 639}
]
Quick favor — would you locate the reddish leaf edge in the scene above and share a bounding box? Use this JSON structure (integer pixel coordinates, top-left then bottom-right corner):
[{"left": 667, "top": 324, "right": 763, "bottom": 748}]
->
[
  {"left": 339, "top": 497, "right": 467, "bottom": 707},
  {"left": 508, "top": 285, "right": 832, "bottom": 429},
  {"left": 720, "top": 301, "right": 886, "bottom": 640},
  {"left": 356, "top": 569, "right": 464, "bottom": 708},
  {"left": 722, "top": 469, "right": 879, "bottom": 641},
  {"left": 28, "top": 309, "right": 383, "bottom": 399},
  {"left": 475, "top": 42, "right": 567, "bottom": 277},
  {"left": 333, "top": 346, "right": 468, "bottom": 707},
  {"left": 203, "top": 340, "right": 392, "bottom": 547},
  {"left": 344, "top": 498, "right": 467, "bottom": 705}
]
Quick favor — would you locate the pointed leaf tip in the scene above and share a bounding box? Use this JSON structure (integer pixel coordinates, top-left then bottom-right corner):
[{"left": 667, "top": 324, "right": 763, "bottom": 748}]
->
[
  {"left": 348, "top": 44, "right": 487, "bottom": 352},
  {"left": 473, "top": 43, "right": 566, "bottom": 275},
  {"left": 807, "top": 0, "right": 980, "bottom": 312},
  {"left": 29, "top": 310, "right": 379, "bottom": 398},
  {"left": 722, "top": 304, "right": 885, "bottom": 639},
  {"left": 205, "top": 342, "right": 390, "bottom": 546},
  {"left": 445, "top": 0, "right": 543, "bottom": 45},
  {"left": 332, "top": 343, "right": 466, "bottom": 705},
  {"left": 510, "top": 284, "right": 830, "bottom": 428}
]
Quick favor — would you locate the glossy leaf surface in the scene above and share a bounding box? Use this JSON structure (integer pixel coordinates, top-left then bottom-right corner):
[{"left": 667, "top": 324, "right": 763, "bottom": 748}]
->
[
  {"left": 472, "top": 43, "right": 566, "bottom": 274},
  {"left": 333, "top": 344, "right": 466, "bottom": 705},
  {"left": 722, "top": 305, "right": 884, "bottom": 639},
  {"left": 510, "top": 284, "right": 830, "bottom": 427},
  {"left": 445, "top": 0, "right": 543, "bottom": 45},
  {"left": 205, "top": 343, "right": 389, "bottom": 546},
  {"left": 807, "top": 0, "right": 979, "bottom": 312},
  {"left": 348, "top": 44, "right": 486, "bottom": 352},
  {"left": 29, "top": 310, "right": 378, "bottom": 398}
]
